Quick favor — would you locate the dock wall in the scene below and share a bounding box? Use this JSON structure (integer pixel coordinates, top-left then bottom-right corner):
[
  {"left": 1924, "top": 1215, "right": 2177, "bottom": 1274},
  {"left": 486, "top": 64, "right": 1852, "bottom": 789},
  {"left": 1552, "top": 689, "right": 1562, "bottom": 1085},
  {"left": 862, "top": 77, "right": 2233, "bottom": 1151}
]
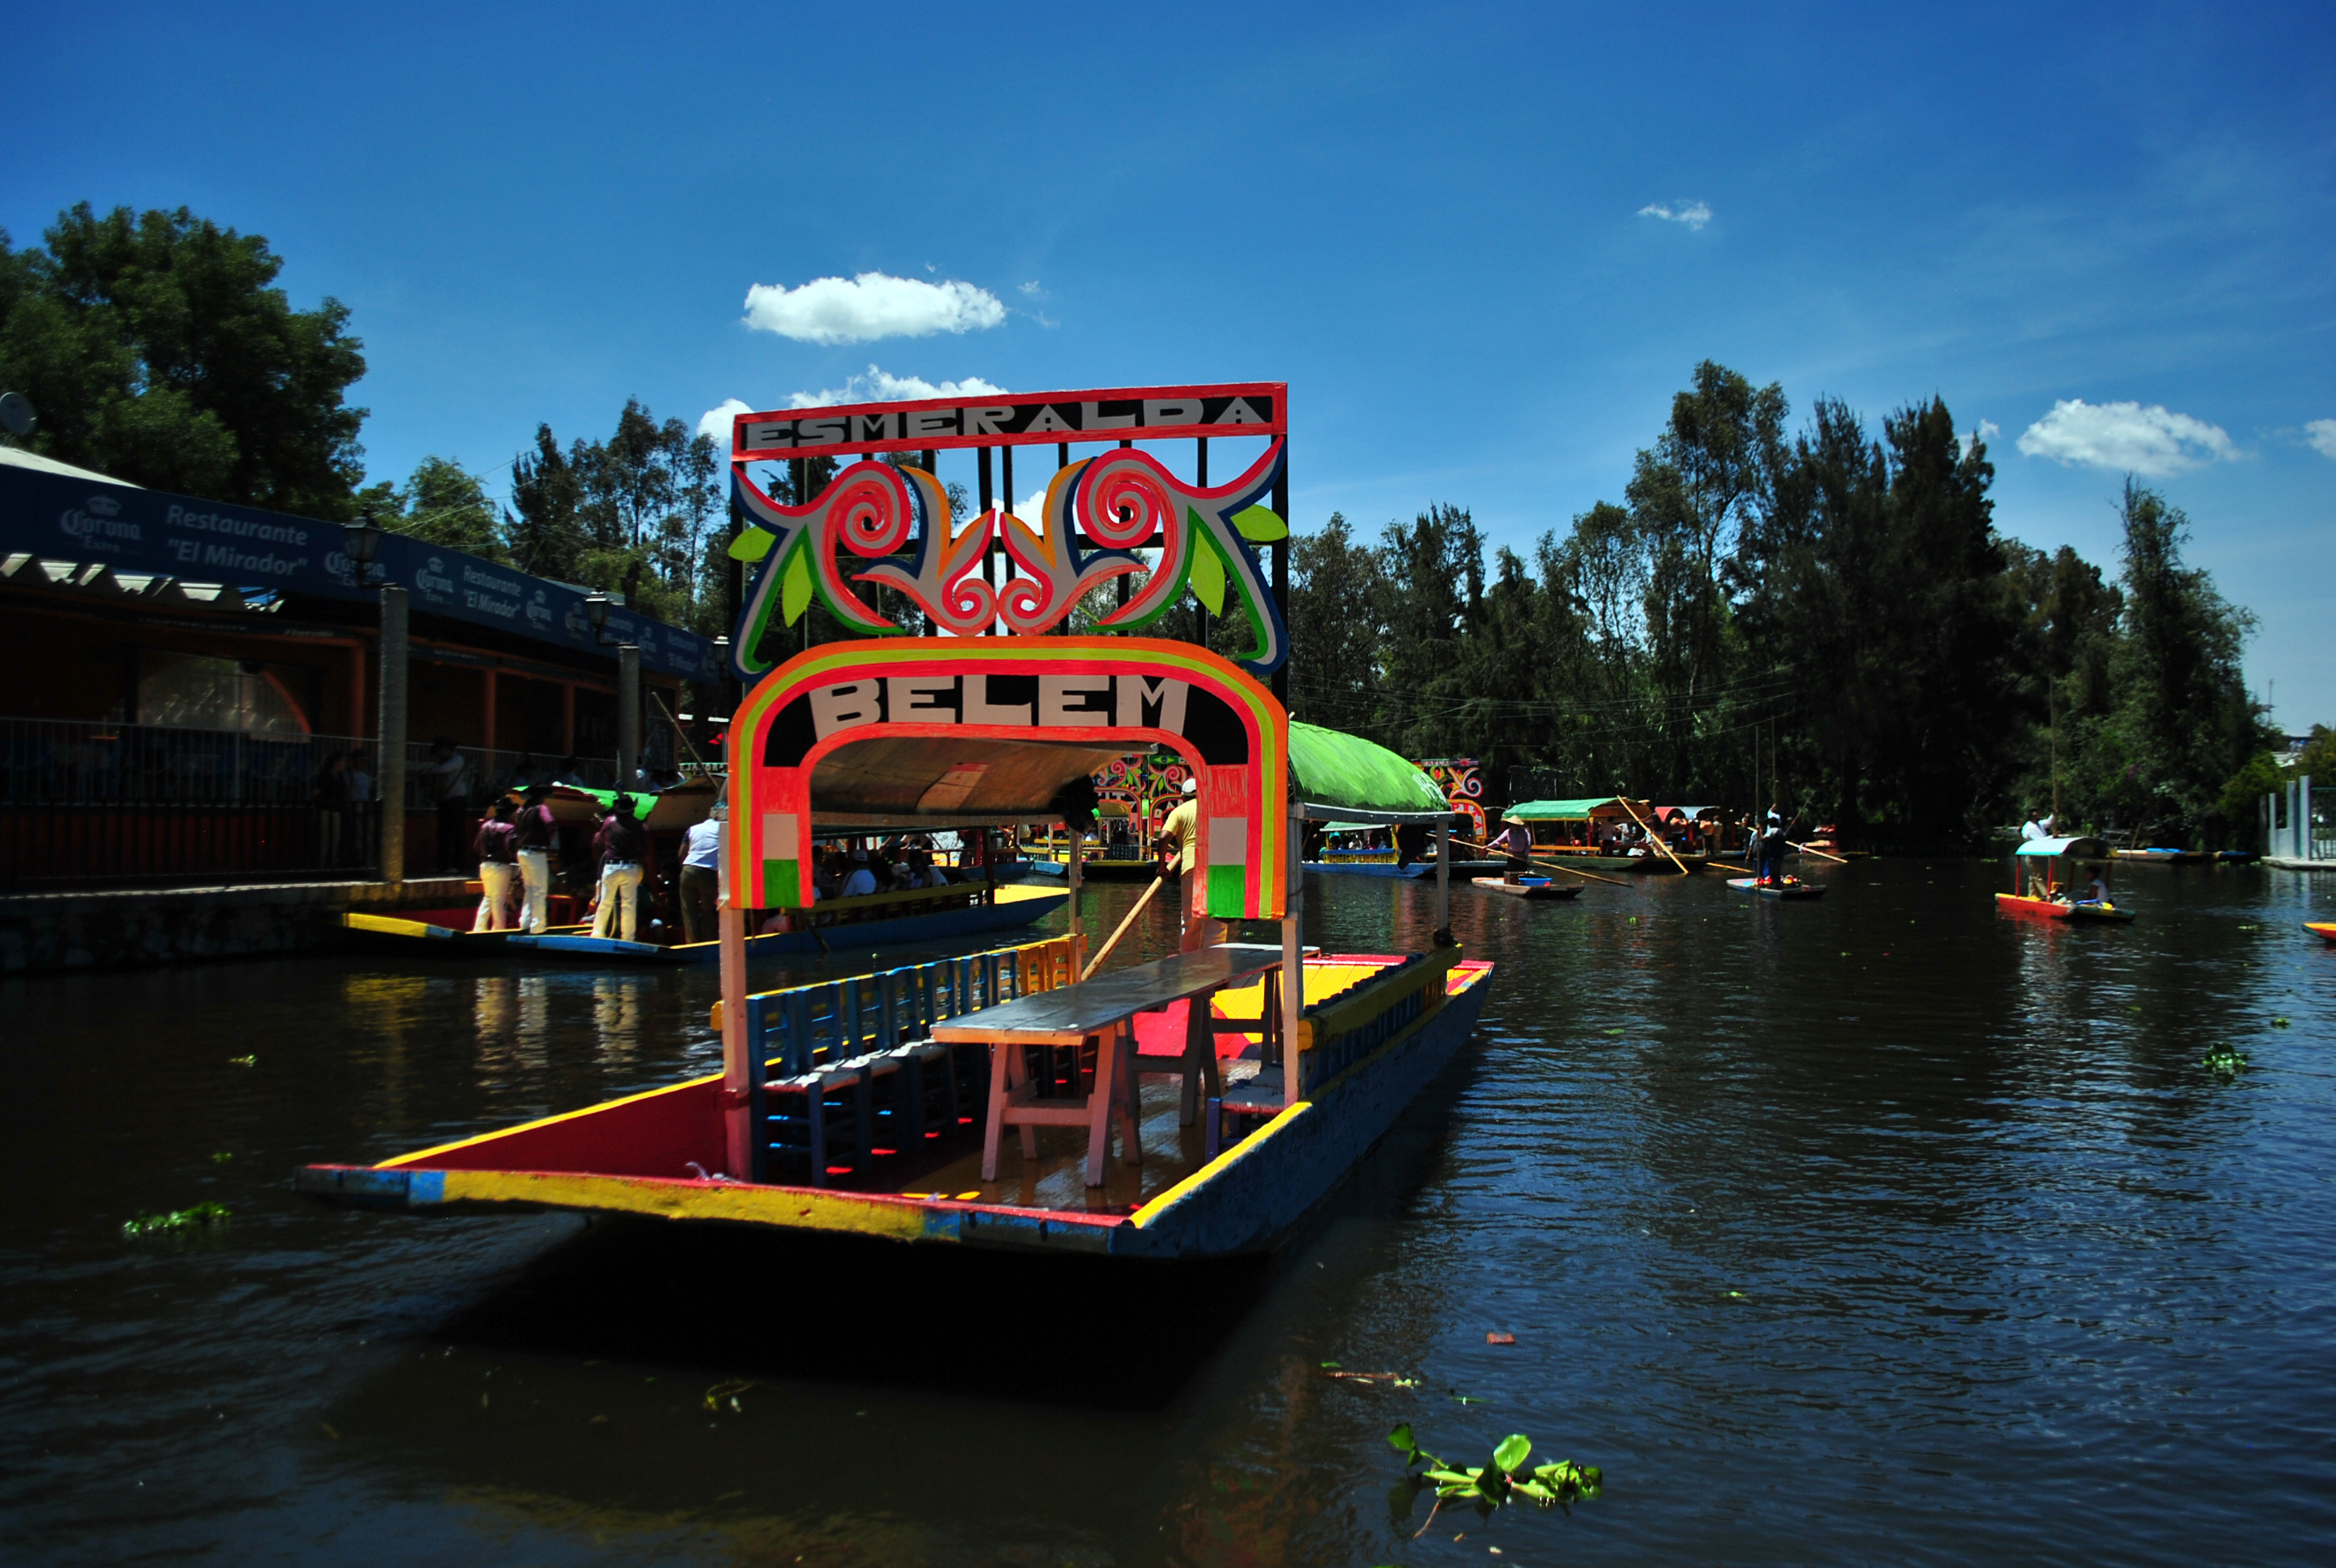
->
[{"left": 0, "top": 878, "right": 469, "bottom": 974}]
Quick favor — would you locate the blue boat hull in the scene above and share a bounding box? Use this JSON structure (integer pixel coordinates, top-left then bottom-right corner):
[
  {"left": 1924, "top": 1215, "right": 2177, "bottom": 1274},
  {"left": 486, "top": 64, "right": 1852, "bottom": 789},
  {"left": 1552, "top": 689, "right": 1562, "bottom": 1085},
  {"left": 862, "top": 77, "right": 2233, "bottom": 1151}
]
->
[
  {"left": 1110, "top": 973, "right": 1491, "bottom": 1258},
  {"left": 1303, "top": 859, "right": 1508, "bottom": 880},
  {"left": 344, "top": 893, "right": 1067, "bottom": 965}
]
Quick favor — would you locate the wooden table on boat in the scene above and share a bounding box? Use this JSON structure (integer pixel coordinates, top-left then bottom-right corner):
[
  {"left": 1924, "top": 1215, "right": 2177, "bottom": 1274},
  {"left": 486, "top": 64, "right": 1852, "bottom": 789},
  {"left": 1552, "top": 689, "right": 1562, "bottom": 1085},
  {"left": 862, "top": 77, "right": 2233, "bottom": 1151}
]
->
[{"left": 932, "top": 943, "right": 1285, "bottom": 1186}]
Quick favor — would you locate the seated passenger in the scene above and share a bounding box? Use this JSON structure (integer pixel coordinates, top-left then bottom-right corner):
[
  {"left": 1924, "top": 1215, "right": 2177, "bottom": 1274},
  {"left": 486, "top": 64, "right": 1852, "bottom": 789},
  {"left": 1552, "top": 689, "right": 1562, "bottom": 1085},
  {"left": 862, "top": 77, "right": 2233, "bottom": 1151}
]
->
[{"left": 839, "top": 850, "right": 879, "bottom": 899}]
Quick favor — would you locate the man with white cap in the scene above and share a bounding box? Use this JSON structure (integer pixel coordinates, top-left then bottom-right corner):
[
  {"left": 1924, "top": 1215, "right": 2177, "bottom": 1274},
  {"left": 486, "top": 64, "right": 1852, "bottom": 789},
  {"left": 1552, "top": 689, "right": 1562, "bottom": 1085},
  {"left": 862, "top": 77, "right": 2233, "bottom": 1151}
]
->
[{"left": 1756, "top": 807, "right": 1788, "bottom": 886}]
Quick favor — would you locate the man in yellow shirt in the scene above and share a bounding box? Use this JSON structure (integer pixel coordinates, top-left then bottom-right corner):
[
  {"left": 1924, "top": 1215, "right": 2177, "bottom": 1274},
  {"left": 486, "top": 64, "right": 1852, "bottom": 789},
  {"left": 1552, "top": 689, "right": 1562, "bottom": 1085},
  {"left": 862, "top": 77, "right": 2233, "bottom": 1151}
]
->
[{"left": 1153, "top": 777, "right": 1219, "bottom": 950}]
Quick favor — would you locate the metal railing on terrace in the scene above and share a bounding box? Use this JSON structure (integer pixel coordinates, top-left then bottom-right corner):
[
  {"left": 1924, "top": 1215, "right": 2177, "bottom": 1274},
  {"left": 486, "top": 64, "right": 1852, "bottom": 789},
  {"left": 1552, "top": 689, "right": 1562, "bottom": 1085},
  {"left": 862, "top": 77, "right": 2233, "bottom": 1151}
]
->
[{"left": 0, "top": 716, "right": 682, "bottom": 889}]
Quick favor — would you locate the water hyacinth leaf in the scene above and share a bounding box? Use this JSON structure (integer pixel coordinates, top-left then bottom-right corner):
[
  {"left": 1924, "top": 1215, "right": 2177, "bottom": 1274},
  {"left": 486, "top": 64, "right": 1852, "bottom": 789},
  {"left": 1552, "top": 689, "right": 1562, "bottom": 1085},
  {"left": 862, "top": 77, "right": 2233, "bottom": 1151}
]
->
[
  {"left": 1494, "top": 1433, "right": 1531, "bottom": 1473},
  {"left": 1233, "top": 505, "right": 1287, "bottom": 542},
  {"left": 1387, "top": 1423, "right": 1416, "bottom": 1457}
]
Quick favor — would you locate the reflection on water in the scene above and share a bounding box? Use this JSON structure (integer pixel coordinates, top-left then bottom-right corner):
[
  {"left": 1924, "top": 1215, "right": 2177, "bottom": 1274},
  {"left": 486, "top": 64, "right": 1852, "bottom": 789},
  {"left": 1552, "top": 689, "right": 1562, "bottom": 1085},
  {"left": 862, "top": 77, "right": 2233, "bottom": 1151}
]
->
[{"left": 1, "top": 861, "right": 2332, "bottom": 1565}]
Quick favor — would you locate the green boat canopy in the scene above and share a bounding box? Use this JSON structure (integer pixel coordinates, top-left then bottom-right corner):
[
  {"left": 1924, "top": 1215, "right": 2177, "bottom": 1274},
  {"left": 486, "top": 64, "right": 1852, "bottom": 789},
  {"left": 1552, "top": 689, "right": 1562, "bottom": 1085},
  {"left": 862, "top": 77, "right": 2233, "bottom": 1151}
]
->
[
  {"left": 1504, "top": 797, "right": 1631, "bottom": 821},
  {"left": 1288, "top": 722, "right": 1454, "bottom": 824},
  {"left": 2015, "top": 835, "right": 2111, "bottom": 859}
]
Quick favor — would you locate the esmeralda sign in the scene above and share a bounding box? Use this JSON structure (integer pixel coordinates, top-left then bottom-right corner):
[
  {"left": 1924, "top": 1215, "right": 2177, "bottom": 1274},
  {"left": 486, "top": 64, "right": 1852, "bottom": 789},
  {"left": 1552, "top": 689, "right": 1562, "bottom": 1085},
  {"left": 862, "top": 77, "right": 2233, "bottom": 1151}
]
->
[
  {"left": 0, "top": 460, "right": 719, "bottom": 682},
  {"left": 732, "top": 382, "right": 1284, "bottom": 457}
]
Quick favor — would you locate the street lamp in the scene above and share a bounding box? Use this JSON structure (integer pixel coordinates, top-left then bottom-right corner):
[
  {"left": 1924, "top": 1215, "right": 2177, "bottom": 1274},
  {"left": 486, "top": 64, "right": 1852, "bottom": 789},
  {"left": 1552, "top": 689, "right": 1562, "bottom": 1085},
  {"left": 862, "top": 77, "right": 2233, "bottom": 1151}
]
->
[{"left": 341, "top": 510, "right": 386, "bottom": 583}]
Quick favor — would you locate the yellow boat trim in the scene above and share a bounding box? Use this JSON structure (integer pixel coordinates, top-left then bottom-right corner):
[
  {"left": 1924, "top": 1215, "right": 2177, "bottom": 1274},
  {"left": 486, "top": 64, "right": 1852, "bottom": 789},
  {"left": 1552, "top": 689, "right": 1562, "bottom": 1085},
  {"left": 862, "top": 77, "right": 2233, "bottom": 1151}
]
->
[
  {"left": 436, "top": 1169, "right": 929, "bottom": 1239},
  {"left": 1127, "top": 1100, "right": 1314, "bottom": 1228},
  {"left": 1129, "top": 957, "right": 1490, "bottom": 1229}
]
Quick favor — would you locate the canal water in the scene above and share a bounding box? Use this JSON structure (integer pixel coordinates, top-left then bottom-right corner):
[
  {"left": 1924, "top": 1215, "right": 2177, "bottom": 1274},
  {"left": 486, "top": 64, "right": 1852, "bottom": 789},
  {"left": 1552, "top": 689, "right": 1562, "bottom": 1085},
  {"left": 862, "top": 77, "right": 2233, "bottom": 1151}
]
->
[{"left": 3, "top": 861, "right": 2331, "bottom": 1566}]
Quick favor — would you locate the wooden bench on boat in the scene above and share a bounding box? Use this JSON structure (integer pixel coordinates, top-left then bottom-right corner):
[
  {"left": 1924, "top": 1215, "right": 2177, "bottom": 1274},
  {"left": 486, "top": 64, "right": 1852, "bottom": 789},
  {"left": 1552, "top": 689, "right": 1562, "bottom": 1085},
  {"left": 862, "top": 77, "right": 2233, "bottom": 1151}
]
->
[{"left": 932, "top": 943, "right": 1285, "bottom": 1186}]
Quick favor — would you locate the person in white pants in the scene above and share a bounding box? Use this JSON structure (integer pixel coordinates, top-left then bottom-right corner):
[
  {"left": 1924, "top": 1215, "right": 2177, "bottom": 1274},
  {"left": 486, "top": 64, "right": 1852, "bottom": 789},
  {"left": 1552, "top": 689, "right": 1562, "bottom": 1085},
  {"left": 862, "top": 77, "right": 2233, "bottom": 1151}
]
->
[
  {"left": 513, "top": 784, "right": 557, "bottom": 933},
  {"left": 471, "top": 799, "right": 521, "bottom": 930},
  {"left": 590, "top": 795, "right": 649, "bottom": 943}
]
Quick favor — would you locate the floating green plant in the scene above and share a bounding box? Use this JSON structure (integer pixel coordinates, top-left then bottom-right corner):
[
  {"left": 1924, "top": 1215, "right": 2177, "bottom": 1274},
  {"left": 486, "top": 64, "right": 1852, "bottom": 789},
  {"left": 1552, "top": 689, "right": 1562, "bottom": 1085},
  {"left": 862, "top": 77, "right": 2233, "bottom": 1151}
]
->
[
  {"left": 209, "top": 1151, "right": 234, "bottom": 1164},
  {"left": 2270, "top": 1017, "right": 2290, "bottom": 1028},
  {"left": 123, "top": 1202, "right": 230, "bottom": 1236},
  {"left": 1387, "top": 1424, "right": 1601, "bottom": 1537},
  {"left": 228, "top": 1055, "right": 257, "bottom": 1067},
  {"left": 2202, "top": 1045, "right": 2249, "bottom": 1078}
]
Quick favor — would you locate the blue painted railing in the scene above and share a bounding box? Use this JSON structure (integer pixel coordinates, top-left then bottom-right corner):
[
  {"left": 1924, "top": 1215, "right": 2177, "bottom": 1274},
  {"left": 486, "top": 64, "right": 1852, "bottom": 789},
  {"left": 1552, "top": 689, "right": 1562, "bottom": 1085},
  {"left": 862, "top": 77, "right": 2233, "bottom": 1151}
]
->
[{"left": 742, "top": 934, "right": 1079, "bottom": 1078}]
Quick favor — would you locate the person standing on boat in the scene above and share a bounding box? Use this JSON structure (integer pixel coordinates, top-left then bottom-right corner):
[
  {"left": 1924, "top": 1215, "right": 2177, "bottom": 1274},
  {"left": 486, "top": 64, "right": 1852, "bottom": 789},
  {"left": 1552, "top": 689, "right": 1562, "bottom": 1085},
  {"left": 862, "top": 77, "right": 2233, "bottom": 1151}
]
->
[
  {"left": 678, "top": 802, "right": 723, "bottom": 945},
  {"left": 473, "top": 799, "right": 521, "bottom": 931},
  {"left": 1756, "top": 809, "right": 1787, "bottom": 885},
  {"left": 1156, "top": 777, "right": 1221, "bottom": 950},
  {"left": 2021, "top": 810, "right": 2056, "bottom": 895},
  {"left": 590, "top": 795, "right": 648, "bottom": 942},
  {"left": 1501, "top": 819, "right": 1533, "bottom": 875},
  {"left": 513, "top": 783, "right": 557, "bottom": 933}
]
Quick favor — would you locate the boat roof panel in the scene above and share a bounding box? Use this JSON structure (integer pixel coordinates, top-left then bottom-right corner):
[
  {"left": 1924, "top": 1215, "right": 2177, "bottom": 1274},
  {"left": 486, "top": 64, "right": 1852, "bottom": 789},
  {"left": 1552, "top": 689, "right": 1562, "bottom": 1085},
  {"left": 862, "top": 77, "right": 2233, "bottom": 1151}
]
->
[
  {"left": 1504, "top": 797, "right": 1628, "bottom": 820},
  {"left": 1288, "top": 722, "right": 1452, "bottom": 823},
  {"left": 2015, "top": 835, "right": 2112, "bottom": 857},
  {"left": 810, "top": 734, "right": 1130, "bottom": 828}
]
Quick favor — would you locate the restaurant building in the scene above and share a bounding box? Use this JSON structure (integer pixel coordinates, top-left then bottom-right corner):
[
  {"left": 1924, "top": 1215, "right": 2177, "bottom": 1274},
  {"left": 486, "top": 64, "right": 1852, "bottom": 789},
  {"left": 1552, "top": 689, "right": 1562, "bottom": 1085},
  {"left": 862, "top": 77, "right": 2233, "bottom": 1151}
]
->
[{"left": 1, "top": 446, "right": 718, "bottom": 889}]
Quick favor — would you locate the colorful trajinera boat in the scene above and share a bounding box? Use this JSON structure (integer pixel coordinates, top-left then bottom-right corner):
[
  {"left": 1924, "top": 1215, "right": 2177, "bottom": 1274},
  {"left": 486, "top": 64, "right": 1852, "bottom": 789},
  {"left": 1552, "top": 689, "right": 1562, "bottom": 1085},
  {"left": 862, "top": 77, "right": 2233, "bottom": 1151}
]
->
[
  {"left": 1500, "top": 798, "right": 1708, "bottom": 873},
  {"left": 2305, "top": 922, "right": 2336, "bottom": 945},
  {"left": 337, "top": 881, "right": 1067, "bottom": 965},
  {"left": 301, "top": 380, "right": 1493, "bottom": 1259},
  {"left": 1997, "top": 836, "right": 2134, "bottom": 923},
  {"left": 2113, "top": 845, "right": 2209, "bottom": 865}
]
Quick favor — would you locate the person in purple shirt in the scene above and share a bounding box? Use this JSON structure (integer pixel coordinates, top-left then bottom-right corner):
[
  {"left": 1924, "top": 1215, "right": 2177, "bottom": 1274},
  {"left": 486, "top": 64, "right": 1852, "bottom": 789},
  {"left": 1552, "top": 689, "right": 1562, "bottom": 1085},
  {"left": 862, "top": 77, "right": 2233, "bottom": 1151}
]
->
[
  {"left": 512, "top": 784, "right": 558, "bottom": 933},
  {"left": 471, "top": 799, "right": 520, "bottom": 931},
  {"left": 591, "top": 796, "right": 649, "bottom": 942}
]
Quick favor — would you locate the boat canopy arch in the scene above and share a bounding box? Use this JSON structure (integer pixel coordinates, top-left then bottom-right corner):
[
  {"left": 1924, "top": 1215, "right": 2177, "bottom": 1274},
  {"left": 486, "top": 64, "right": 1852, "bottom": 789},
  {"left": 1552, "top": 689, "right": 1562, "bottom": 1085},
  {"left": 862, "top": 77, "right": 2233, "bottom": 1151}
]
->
[
  {"left": 724, "top": 636, "right": 1288, "bottom": 919},
  {"left": 1503, "top": 797, "right": 1633, "bottom": 823},
  {"left": 2015, "top": 836, "right": 2112, "bottom": 859},
  {"left": 1288, "top": 722, "right": 1454, "bottom": 825}
]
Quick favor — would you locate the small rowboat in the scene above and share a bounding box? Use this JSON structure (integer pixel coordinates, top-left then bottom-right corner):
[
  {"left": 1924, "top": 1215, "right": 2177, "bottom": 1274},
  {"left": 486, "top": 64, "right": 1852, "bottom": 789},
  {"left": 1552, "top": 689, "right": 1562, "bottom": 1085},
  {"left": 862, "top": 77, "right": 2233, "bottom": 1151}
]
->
[
  {"left": 2113, "top": 847, "right": 2209, "bottom": 865},
  {"left": 2000, "top": 836, "right": 2134, "bottom": 924},
  {"left": 1727, "top": 876, "right": 1825, "bottom": 901},
  {"left": 1470, "top": 876, "right": 1582, "bottom": 901},
  {"left": 1995, "top": 895, "right": 2136, "bottom": 924},
  {"left": 2307, "top": 922, "right": 2336, "bottom": 945}
]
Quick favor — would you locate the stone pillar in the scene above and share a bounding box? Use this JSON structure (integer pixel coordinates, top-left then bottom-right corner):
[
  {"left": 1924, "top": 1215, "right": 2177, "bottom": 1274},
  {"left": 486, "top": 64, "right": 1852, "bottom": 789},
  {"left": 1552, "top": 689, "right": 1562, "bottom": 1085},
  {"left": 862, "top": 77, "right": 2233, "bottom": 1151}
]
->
[{"left": 377, "top": 587, "right": 409, "bottom": 884}]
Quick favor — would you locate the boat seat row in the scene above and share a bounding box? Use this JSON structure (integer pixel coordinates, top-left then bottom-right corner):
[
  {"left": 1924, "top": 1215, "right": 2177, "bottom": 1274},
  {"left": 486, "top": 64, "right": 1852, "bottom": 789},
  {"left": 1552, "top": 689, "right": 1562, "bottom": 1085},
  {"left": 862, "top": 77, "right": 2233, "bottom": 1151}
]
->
[{"left": 746, "top": 934, "right": 1084, "bottom": 1185}]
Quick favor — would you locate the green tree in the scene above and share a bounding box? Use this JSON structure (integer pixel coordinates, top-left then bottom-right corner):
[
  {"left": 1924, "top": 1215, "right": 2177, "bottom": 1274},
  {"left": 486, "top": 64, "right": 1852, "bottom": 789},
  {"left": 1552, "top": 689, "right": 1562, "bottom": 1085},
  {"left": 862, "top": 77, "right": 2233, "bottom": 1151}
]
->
[
  {"left": 381, "top": 455, "right": 503, "bottom": 561},
  {"left": 1627, "top": 361, "right": 1786, "bottom": 791},
  {"left": 1285, "top": 511, "right": 1387, "bottom": 733},
  {"left": 2096, "top": 479, "right": 2271, "bottom": 842},
  {"left": 0, "top": 204, "right": 367, "bottom": 515},
  {"left": 507, "top": 423, "right": 589, "bottom": 582}
]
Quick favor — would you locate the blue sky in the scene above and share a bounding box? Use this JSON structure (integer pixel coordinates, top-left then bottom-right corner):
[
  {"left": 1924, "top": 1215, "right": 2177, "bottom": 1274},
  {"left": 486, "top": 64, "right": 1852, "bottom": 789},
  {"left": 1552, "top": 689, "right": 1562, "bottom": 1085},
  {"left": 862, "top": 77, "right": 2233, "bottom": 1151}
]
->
[{"left": 9, "top": 2, "right": 2332, "bottom": 727}]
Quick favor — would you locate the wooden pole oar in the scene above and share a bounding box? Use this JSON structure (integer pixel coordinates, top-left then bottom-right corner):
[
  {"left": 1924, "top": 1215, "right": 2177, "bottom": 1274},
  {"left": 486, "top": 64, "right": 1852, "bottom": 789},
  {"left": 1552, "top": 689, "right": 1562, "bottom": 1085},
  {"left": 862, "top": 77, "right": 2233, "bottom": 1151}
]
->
[
  {"left": 1456, "top": 834, "right": 1629, "bottom": 887},
  {"left": 1788, "top": 839, "right": 1848, "bottom": 865},
  {"left": 1616, "top": 799, "right": 1692, "bottom": 875},
  {"left": 1080, "top": 874, "right": 1167, "bottom": 981}
]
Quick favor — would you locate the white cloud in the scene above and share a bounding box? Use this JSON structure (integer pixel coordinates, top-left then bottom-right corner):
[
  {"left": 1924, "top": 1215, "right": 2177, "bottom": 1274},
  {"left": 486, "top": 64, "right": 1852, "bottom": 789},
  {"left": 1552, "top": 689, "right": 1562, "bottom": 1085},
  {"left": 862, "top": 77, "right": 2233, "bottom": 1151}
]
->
[
  {"left": 1018, "top": 281, "right": 1044, "bottom": 297},
  {"left": 2015, "top": 398, "right": 2236, "bottom": 477},
  {"left": 696, "top": 398, "right": 753, "bottom": 447},
  {"left": 1637, "top": 201, "right": 1712, "bottom": 231},
  {"left": 741, "top": 272, "right": 1006, "bottom": 345},
  {"left": 786, "top": 365, "right": 1008, "bottom": 410},
  {"left": 1958, "top": 419, "right": 2001, "bottom": 459},
  {"left": 2305, "top": 419, "right": 2336, "bottom": 461}
]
